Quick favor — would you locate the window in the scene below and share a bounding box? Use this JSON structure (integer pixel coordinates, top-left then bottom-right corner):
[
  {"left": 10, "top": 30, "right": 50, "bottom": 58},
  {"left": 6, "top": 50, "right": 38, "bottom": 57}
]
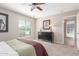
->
[{"left": 18, "top": 20, "right": 31, "bottom": 37}]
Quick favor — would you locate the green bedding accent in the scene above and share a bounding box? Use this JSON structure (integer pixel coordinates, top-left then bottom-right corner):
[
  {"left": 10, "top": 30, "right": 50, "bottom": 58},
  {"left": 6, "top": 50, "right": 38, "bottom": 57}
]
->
[{"left": 6, "top": 39, "right": 36, "bottom": 56}]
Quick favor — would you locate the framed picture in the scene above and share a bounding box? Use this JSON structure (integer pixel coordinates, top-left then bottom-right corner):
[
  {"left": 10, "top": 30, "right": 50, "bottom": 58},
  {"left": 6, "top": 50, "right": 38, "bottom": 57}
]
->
[
  {"left": 43, "top": 20, "right": 50, "bottom": 30},
  {"left": 0, "top": 13, "right": 8, "bottom": 32}
]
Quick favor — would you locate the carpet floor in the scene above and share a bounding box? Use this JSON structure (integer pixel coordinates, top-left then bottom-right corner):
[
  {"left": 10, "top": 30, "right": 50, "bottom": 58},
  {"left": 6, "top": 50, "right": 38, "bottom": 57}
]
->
[{"left": 35, "top": 40, "right": 79, "bottom": 56}]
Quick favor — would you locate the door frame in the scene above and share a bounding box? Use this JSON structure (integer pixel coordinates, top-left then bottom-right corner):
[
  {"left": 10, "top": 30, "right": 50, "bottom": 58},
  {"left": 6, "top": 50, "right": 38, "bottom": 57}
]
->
[{"left": 64, "top": 16, "right": 77, "bottom": 47}]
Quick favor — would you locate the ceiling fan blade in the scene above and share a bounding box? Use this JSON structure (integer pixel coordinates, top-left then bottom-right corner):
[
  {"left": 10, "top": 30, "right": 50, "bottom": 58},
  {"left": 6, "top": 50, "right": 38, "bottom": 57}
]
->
[
  {"left": 31, "top": 6, "right": 36, "bottom": 11},
  {"left": 32, "top": 3, "right": 45, "bottom": 5},
  {"left": 36, "top": 6, "right": 43, "bottom": 11}
]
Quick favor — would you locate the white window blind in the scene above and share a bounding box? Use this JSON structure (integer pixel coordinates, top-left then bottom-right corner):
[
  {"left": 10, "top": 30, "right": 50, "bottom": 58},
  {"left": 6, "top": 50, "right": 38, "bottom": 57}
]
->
[{"left": 19, "top": 20, "right": 31, "bottom": 37}]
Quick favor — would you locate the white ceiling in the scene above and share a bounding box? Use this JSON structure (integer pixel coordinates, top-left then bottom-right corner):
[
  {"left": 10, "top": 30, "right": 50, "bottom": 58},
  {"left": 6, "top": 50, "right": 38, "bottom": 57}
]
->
[{"left": 0, "top": 3, "right": 79, "bottom": 18}]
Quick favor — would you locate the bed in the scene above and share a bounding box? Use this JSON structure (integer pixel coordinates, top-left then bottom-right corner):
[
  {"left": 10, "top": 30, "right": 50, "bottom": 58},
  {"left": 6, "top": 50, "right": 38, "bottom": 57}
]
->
[{"left": 0, "top": 39, "right": 48, "bottom": 56}]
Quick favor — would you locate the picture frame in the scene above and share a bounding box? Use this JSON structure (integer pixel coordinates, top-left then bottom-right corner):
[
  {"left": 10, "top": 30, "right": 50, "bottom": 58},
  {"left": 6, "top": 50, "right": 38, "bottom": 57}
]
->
[
  {"left": 0, "top": 13, "right": 8, "bottom": 32},
  {"left": 43, "top": 20, "right": 50, "bottom": 30}
]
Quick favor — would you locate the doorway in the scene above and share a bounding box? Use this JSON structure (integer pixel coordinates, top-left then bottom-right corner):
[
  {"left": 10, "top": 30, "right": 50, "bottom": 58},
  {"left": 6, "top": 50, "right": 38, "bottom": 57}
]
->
[{"left": 64, "top": 16, "right": 76, "bottom": 47}]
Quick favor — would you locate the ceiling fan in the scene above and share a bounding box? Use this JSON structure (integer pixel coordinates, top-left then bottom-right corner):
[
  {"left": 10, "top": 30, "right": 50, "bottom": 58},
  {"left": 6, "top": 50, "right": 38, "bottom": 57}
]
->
[{"left": 29, "top": 3, "right": 45, "bottom": 11}]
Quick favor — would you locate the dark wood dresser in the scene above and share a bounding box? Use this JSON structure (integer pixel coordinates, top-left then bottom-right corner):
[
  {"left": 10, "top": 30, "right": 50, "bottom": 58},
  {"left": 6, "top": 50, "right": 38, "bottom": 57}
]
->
[{"left": 38, "top": 32, "right": 54, "bottom": 42}]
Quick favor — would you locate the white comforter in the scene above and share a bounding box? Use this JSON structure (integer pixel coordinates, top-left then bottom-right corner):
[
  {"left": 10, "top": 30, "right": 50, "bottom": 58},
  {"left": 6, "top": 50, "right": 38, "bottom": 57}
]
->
[
  {"left": 0, "top": 39, "right": 36, "bottom": 56},
  {"left": 0, "top": 41, "right": 18, "bottom": 56}
]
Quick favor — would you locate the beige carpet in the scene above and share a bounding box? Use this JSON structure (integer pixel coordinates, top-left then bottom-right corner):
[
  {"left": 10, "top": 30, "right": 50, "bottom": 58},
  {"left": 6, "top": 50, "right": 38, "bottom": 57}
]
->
[{"left": 34, "top": 40, "right": 79, "bottom": 56}]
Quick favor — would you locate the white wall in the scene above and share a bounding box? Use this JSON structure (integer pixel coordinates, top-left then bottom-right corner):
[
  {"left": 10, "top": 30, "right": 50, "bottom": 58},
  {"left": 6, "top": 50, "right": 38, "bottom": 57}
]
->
[
  {"left": 36, "top": 14, "right": 64, "bottom": 44},
  {"left": 36, "top": 10, "right": 78, "bottom": 44},
  {"left": 0, "top": 8, "right": 36, "bottom": 41},
  {"left": 76, "top": 12, "right": 79, "bottom": 49}
]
